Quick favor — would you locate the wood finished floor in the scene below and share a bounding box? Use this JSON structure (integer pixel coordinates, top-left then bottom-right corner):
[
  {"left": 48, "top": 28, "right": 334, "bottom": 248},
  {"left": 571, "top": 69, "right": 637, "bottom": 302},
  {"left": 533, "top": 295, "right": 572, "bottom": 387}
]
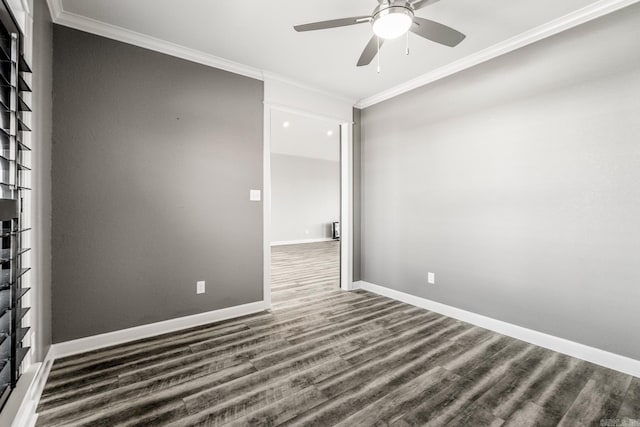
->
[{"left": 36, "top": 241, "right": 639, "bottom": 426}]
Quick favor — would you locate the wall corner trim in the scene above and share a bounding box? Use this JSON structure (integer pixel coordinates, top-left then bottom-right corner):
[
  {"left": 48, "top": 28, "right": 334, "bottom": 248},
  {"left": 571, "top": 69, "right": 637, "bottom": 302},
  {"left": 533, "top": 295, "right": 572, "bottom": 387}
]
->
[
  {"left": 354, "top": 280, "right": 640, "bottom": 378},
  {"left": 50, "top": 300, "right": 269, "bottom": 360},
  {"left": 354, "top": 0, "right": 640, "bottom": 108}
]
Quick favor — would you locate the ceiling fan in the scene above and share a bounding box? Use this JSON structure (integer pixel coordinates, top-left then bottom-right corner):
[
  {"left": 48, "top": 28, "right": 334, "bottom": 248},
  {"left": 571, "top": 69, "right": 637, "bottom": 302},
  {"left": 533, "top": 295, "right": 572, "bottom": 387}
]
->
[{"left": 294, "top": 0, "right": 466, "bottom": 67}]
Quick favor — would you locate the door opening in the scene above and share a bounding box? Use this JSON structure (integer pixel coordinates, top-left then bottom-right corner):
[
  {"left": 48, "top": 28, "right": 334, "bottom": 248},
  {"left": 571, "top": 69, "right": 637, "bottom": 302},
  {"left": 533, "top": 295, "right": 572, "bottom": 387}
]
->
[{"left": 267, "top": 108, "right": 342, "bottom": 308}]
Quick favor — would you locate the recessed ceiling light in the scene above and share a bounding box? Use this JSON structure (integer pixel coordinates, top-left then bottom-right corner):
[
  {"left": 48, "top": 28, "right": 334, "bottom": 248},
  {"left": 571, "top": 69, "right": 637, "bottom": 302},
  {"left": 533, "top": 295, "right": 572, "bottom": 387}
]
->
[
  {"left": 283, "top": 121, "right": 290, "bottom": 128},
  {"left": 327, "top": 130, "right": 334, "bottom": 136}
]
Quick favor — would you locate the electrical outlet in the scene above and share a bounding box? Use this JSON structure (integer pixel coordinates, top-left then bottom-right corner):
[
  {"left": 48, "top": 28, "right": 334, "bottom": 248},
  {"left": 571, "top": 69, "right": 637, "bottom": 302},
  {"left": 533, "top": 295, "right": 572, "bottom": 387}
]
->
[
  {"left": 196, "top": 281, "right": 206, "bottom": 294},
  {"left": 428, "top": 272, "right": 435, "bottom": 285}
]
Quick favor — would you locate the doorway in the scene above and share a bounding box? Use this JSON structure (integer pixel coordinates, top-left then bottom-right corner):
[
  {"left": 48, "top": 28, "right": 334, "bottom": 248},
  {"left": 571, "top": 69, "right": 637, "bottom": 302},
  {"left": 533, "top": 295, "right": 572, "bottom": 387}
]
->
[{"left": 267, "top": 109, "right": 342, "bottom": 308}]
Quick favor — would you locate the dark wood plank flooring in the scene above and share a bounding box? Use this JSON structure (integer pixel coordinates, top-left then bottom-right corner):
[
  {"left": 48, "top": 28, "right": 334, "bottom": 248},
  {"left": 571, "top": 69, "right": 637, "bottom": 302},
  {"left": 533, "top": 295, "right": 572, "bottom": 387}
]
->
[{"left": 36, "top": 241, "right": 639, "bottom": 426}]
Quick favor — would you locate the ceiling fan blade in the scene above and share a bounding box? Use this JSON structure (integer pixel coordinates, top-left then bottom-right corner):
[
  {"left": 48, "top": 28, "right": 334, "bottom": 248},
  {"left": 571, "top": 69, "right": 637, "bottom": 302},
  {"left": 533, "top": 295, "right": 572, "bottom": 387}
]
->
[
  {"left": 410, "top": 17, "right": 466, "bottom": 47},
  {"left": 357, "top": 36, "right": 384, "bottom": 67},
  {"left": 410, "top": 0, "right": 441, "bottom": 11},
  {"left": 294, "top": 16, "right": 371, "bottom": 32}
]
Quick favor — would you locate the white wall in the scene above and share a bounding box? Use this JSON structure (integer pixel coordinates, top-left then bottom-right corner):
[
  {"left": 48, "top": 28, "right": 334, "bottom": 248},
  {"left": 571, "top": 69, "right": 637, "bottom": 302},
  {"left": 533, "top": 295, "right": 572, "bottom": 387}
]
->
[
  {"left": 271, "top": 153, "right": 340, "bottom": 244},
  {"left": 263, "top": 75, "right": 354, "bottom": 122}
]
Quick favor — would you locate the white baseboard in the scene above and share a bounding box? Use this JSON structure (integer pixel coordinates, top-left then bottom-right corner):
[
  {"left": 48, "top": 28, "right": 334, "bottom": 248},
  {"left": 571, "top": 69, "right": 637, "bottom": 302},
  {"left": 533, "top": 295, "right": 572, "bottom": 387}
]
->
[
  {"left": 1, "top": 345, "right": 55, "bottom": 427},
  {"left": 11, "top": 348, "right": 55, "bottom": 427},
  {"left": 0, "top": 364, "right": 39, "bottom": 427},
  {"left": 354, "top": 280, "right": 640, "bottom": 378},
  {"left": 50, "top": 300, "right": 269, "bottom": 359},
  {"left": 5, "top": 301, "right": 268, "bottom": 426},
  {"left": 271, "top": 238, "right": 336, "bottom": 246}
]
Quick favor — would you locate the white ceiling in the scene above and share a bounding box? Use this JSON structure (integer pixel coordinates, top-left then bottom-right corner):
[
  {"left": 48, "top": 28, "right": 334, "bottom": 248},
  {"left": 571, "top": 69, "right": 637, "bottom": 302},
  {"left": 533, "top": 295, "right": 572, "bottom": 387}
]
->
[
  {"left": 58, "top": 0, "right": 619, "bottom": 101},
  {"left": 270, "top": 110, "right": 340, "bottom": 162}
]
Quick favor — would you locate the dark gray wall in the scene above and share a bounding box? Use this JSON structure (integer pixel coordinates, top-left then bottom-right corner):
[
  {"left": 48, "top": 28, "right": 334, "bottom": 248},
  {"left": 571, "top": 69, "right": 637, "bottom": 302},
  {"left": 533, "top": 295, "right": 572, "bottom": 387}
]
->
[
  {"left": 352, "top": 108, "right": 361, "bottom": 282},
  {"left": 32, "top": 0, "right": 53, "bottom": 361},
  {"left": 52, "top": 26, "right": 264, "bottom": 342},
  {"left": 361, "top": 5, "right": 640, "bottom": 360}
]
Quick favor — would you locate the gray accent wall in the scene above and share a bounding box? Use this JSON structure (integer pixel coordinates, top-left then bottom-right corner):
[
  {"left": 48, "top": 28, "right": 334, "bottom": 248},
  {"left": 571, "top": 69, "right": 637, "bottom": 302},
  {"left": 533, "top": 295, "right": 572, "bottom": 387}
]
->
[
  {"left": 271, "top": 153, "right": 340, "bottom": 243},
  {"left": 360, "top": 5, "right": 640, "bottom": 360},
  {"left": 52, "top": 26, "right": 264, "bottom": 342},
  {"left": 32, "top": 0, "right": 53, "bottom": 361}
]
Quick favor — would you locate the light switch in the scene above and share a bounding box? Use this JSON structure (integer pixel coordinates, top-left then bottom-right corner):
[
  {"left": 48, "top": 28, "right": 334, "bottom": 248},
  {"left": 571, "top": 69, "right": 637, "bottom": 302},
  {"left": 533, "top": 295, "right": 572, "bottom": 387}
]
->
[{"left": 250, "top": 190, "right": 261, "bottom": 201}]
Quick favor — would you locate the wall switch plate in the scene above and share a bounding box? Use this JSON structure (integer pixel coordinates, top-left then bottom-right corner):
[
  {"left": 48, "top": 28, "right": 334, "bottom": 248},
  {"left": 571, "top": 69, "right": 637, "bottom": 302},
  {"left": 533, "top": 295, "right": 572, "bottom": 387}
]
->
[
  {"left": 249, "top": 190, "right": 261, "bottom": 201},
  {"left": 196, "top": 281, "right": 206, "bottom": 294},
  {"left": 428, "top": 272, "right": 435, "bottom": 285}
]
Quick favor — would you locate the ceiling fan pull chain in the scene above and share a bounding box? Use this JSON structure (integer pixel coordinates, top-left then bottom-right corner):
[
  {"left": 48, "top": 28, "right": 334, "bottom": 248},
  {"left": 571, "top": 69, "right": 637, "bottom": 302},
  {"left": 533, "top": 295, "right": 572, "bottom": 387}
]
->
[
  {"left": 406, "top": 31, "right": 410, "bottom": 55},
  {"left": 377, "top": 36, "right": 381, "bottom": 73}
]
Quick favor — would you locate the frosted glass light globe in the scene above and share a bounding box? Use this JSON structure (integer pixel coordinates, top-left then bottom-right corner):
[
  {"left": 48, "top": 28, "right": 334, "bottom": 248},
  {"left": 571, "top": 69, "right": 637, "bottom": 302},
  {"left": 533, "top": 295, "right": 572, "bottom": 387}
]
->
[{"left": 373, "top": 10, "right": 413, "bottom": 39}]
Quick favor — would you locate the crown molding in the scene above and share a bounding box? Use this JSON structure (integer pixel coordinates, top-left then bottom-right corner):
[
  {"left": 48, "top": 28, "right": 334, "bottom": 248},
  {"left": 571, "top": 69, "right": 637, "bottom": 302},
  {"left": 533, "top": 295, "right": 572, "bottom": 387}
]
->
[
  {"left": 46, "top": 0, "right": 62, "bottom": 20},
  {"left": 47, "top": 0, "right": 639, "bottom": 110},
  {"left": 47, "top": 4, "right": 264, "bottom": 81},
  {"left": 355, "top": 0, "right": 640, "bottom": 108},
  {"left": 45, "top": 0, "right": 358, "bottom": 105}
]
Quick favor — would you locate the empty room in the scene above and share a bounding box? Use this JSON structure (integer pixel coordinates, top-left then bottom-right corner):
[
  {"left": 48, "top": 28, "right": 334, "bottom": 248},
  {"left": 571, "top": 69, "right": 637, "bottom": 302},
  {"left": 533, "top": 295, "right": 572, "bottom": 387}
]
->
[{"left": 0, "top": 0, "right": 639, "bottom": 426}]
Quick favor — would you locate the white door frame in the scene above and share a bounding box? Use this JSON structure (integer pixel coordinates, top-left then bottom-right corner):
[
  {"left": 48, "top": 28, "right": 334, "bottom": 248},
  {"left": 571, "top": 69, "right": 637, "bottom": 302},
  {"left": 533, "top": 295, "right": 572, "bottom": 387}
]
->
[{"left": 263, "top": 103, "right": 354, "bottom": 309}]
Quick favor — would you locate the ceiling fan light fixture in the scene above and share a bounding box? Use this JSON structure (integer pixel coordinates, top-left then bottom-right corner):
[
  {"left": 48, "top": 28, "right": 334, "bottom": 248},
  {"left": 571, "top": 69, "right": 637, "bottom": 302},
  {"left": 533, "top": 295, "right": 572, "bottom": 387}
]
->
[
  {"left": 293, "top": 0, "right": 466, "bottom": 68},
  {"left": 372, "top": 7, "right": 414, "bottom": 40}
]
